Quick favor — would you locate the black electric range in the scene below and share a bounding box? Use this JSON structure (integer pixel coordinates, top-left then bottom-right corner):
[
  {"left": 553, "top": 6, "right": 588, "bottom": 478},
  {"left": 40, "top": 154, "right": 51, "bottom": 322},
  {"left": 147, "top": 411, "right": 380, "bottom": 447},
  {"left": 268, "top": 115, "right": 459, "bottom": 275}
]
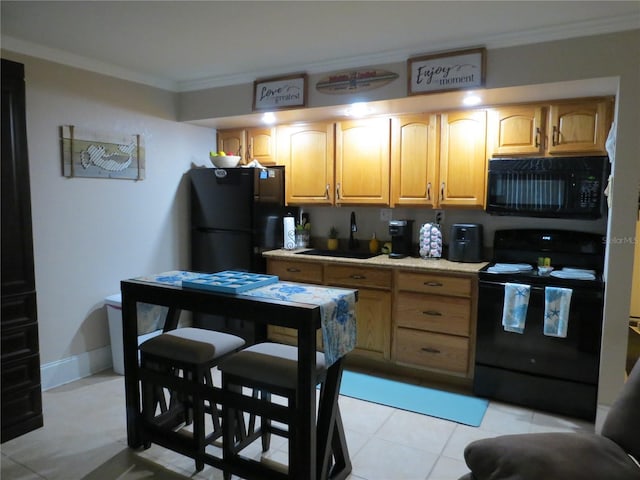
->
[{"left": 474, "top": 229, "right": 606, "bottom": 420}]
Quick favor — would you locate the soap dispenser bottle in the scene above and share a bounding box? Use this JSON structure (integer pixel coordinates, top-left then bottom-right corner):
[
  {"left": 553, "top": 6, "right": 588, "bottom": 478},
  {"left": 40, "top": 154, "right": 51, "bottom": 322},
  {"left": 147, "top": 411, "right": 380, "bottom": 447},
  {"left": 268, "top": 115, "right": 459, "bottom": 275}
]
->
[{"left": 369, "top": 233, "right": 379, "bottom": 254}]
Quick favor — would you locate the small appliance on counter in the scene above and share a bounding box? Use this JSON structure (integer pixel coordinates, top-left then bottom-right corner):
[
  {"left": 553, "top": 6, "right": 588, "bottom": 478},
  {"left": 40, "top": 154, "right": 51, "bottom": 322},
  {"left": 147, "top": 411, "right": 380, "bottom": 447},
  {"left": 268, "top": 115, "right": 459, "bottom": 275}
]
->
[
  {"left": 448, "top": 223, "right": 484, "bottom": 262},
  {"left": 388, "top": 219, "right": 413, "bottom": 258}
]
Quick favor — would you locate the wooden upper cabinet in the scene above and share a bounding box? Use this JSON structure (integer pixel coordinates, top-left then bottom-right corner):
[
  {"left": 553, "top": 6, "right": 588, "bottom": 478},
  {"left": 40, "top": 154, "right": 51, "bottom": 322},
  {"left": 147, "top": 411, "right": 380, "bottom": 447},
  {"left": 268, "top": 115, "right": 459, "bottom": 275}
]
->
[
  {"left": 217, "top": 127, "right": 277, "bottom": 165},
  {"left": 247, "top": 127, "right": 277, "bottom": 165},
  {"left": 277, "top": 122, "right": 335, "bottom": 205},
  {"left": 217, "top": 128, "right": 245, "bottom": 159},
  {"left": 439, "top": 110, "right": 487, "bottom": 208},
  {"left": 335, "top": 118, "right": 391, "bottom": 205},
  {"left": 547, "top": 100, "right": 611, "bottom": 155},
  {"left": 488, "top": 105, "right": 544, "bottom": 156},
  {"left": 390, "top": 114, "right": 438, "bottom": 207}
]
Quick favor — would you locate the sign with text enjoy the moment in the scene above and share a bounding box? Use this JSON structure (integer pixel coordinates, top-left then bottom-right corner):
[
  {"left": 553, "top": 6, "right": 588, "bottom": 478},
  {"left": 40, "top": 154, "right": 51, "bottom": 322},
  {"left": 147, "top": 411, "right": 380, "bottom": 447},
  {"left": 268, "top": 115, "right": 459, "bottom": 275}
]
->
[{"left": 408, "top": 48, "right": 486, "bottom": 95}]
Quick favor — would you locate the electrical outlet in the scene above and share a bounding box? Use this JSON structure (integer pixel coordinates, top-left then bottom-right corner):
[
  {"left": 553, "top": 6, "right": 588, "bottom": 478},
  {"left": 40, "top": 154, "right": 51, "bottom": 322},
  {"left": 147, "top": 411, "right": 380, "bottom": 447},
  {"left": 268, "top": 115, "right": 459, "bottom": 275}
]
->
[
  {"left": 435, "top": 210, "right": 444, "bottom": 224},
  {"left": 380, "top": 208, "right": 392, "bottom": 222}
]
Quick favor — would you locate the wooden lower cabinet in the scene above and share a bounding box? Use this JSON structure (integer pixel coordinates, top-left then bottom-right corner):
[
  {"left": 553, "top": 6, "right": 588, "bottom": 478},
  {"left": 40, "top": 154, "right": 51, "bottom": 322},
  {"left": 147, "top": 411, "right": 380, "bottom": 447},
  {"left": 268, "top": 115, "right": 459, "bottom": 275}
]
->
[
  {"left": 394, "top": 328, "right": 469, "bottom": 374},
  {"left": 325, "top": 264, "right": 392, "bottom": 360},
  {"left": 392, "top": 270, "right": 475, "bottom": 377},
  {"left": 265, "top": 259, "right": 324, "bottom": 345},
  {"left": 266, "top": 259, "right": 322, "bottom": 283},
  {"left": 351, "top": 288, "right": 391, "bottom": 359},
  {"left": 265, "top": 257, "right": 478, "bottom": 380},
  {"left": 395, "top": 292, "right": 470, "bottom": 337}
]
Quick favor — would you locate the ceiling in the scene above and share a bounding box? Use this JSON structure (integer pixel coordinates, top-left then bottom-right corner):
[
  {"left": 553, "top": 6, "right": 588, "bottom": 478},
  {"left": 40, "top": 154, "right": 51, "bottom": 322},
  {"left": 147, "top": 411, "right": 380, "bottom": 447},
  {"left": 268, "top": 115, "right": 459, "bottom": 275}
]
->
[{"left": 2, "top": 1, "right": 639, "bottom": 93}]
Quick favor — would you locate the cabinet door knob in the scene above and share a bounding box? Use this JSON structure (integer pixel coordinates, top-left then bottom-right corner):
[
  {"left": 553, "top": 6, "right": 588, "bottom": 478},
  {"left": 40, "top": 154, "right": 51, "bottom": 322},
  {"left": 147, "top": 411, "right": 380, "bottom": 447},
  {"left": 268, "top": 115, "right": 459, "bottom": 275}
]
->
[
  {"left": 424, "top": 281, "right": 443, "bottom": 287},
  {"left": 421, "top": 347, "right": 441, "bottom": 354},
  {"left": 350, "top": 274, "right": 365, "bottom": 280},
  {"left": 535, "top": 127, "right": 541, "bottom": 148},
  {"left": 426, "top": 182, "right": 432, "bottom": 201},
  {"left": 440, "top": 182, "right": 445, "bottom": 201},
  {"left": 422, "top": 310, "right": 442, "bottom": 316},
  {"left": 325, "top": 184, "right": 330, "bottom": 199},
  {"left": 336, "top": 183, "right": 341, "bottom": 200},
  {"left": 286, "top": 267, "right": 301, "bottom": 272},
  {"left": 552, "top": 125, "right": 559, "bottom": 146}
]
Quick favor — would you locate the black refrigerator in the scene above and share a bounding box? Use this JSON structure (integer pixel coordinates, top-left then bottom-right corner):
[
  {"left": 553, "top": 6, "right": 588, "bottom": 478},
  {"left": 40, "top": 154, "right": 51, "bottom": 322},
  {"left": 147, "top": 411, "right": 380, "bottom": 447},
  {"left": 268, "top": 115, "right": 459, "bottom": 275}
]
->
[{"left": 189, "top": 166, "right": 296, "bottom": 341}]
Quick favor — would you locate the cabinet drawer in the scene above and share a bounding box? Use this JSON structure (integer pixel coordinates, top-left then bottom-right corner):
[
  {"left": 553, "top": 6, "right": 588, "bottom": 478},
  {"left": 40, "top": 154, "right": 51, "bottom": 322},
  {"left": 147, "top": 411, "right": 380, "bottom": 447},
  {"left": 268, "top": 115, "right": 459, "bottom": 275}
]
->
[
  {"left": 396, "top": 271, "right": 471, "bottom": 297},
  {"left": 1, "top": 383, "right": 43, "bottom": 441},
  {"left": 1, "top": 354, "right": 41, "bottom": 396},
  {"left": 395, "top": 292, "right": 470, "bottom": 336},
  {"left": 394, "top": 328, "right": 469, "bottom": 374},
  {"left": 1, "top": 322, "right": 39, "bottom": 363},
  {"left": 325, "top": 265, "right": 391, "bottom": 289},
  {"left": 267, "top": 260, "right": 323, "bottom": 283}
]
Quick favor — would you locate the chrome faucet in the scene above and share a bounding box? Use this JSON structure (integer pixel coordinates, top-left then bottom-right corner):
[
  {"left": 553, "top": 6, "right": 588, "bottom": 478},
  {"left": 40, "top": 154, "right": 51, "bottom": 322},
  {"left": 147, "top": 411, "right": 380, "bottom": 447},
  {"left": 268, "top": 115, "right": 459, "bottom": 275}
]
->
[{"left": 348, "top": 211, "right": 359, "bottom": 249}]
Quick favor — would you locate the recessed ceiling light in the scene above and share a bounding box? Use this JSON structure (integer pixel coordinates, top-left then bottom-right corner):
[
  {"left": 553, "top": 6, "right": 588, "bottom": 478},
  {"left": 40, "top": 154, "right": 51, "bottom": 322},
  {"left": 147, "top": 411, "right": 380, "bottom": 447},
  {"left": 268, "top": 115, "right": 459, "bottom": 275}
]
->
[
  {"left": 344, "top": 102, "right": 372, "bottom": 117},
  {"left": 261, "top": 112, "right": 276, "bottom": 124},
  {"left": 462, "top": 92, "right": 482, "bottom": 106}
]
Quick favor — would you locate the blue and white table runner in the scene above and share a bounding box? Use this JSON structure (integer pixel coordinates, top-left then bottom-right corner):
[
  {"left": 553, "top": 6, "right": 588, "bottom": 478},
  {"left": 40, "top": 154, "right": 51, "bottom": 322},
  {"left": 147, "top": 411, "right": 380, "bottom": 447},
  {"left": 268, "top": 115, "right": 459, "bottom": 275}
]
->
[{"left": 133, "top": 271, "right": 357, "bottom": 366}]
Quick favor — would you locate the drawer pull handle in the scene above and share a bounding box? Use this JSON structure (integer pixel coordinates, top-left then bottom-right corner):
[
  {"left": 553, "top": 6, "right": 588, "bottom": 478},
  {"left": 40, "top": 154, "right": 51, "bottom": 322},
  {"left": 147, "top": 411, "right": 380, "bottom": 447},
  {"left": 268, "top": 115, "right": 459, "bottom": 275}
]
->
[
  {"left": 350, "top": 274, "right": 366, "bottom": 280},
  {"left": 286, "top": 267, "right": 301, "bottom": 272},
  {"left": 422, "top": 310, "right": 442, "bottom": 316},
  {"left": 421, "top": 347, "right": 441, "bottom": 354},
  {"left": 424, "top": 281, "right": 443, "bottom": 287}
]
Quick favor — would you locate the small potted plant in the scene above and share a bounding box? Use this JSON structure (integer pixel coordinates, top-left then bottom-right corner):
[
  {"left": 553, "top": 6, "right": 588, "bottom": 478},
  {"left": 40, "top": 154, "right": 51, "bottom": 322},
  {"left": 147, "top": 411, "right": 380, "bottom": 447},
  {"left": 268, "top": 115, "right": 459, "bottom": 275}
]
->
[
  {"left": 295, "top": 221, "right": 310, "bottom": 248},
  {"left": 327, "top": 227, "right": 339, "bottom": 250}
]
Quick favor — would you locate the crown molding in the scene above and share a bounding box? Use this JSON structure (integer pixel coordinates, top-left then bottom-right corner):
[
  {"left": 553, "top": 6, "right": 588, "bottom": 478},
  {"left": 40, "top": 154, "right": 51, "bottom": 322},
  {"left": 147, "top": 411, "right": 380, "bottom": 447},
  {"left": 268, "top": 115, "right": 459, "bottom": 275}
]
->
[
  {"left": 2, "top": 14, "right": 638, "bottom": 93},
  {"left": 1, "top": 35, "right": 177, "bottom": 91}
]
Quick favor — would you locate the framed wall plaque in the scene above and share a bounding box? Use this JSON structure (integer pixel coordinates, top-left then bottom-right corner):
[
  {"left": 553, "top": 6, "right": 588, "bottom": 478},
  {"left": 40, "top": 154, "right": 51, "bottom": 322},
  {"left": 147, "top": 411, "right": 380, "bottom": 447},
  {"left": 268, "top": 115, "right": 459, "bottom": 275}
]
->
[
  {"left": 253, "top": 73, "right": 307, "bottom": 111},
  {"left": 408, "top": 47, "right": 486, "bottom": 95}
]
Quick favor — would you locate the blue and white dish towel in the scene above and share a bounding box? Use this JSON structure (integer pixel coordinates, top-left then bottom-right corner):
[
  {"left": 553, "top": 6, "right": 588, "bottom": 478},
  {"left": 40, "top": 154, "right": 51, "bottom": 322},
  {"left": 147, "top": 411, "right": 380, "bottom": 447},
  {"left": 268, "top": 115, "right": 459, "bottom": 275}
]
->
[
  {"left": 502, "top": 283, "right": 531, "bottom": 334},
  {"left": 544, "top": 287, "right": 572, "bottom": 337}
]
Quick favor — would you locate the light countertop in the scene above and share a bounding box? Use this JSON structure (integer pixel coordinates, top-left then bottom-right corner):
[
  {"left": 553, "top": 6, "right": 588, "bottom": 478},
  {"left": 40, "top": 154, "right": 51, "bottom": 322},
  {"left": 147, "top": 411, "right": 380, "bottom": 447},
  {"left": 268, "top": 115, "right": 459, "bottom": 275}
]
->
[{"left": 263, "top": 248, "right": 488, "bottom": 274}]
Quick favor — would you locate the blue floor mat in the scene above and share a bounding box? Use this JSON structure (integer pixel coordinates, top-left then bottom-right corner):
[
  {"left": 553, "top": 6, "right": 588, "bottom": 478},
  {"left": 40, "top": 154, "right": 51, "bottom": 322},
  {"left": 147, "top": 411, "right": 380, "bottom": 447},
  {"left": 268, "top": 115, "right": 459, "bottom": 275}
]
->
[{"left": 339, "top": 370, "right": 488, "bottom": 427}]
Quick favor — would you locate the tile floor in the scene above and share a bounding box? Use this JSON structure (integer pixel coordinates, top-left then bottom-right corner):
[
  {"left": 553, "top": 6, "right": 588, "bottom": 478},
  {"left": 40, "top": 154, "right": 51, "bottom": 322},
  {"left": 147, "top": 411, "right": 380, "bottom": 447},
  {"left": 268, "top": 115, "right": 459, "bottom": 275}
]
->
[{"left": 1, "top": 369, "right": 594, "bottom": 480}]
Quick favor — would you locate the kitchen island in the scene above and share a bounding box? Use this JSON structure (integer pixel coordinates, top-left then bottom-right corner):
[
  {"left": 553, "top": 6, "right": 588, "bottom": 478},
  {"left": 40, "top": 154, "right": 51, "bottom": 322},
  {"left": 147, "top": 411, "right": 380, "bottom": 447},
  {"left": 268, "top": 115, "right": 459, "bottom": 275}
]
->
[{"left": 264, "top": 249, "right": 488, "bottom": 387}]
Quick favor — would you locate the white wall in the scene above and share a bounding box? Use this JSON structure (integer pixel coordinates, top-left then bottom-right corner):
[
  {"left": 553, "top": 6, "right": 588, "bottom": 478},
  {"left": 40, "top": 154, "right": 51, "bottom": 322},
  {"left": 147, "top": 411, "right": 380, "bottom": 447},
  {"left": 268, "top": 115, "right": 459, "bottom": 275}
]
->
[{"left": 1, "top": 51, "right": 216, "bottom": 388}]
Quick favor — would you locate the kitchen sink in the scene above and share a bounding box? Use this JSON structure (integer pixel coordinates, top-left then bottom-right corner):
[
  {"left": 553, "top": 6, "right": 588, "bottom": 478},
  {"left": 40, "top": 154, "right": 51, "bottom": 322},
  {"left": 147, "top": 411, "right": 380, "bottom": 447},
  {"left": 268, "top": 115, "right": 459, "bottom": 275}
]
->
[{"left": 295, "top": 249, "right": 379, "bottom": 259}]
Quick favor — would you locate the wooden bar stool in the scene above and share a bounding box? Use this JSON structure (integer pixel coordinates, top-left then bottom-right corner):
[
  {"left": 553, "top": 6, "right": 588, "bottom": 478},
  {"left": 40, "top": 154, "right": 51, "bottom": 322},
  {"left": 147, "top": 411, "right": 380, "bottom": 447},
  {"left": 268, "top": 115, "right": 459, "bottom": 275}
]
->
[
  {"left": 218, "top": 342, "right": 351, "bottom": 480},
  {"left": 138, "top": 327, "right": 245, "bottom": 472}
]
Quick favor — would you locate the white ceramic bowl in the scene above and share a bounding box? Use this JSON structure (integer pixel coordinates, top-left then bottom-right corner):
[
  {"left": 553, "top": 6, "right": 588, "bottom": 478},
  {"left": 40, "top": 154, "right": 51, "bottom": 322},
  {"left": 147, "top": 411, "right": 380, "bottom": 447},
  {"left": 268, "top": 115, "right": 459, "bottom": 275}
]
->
[{"left": 209, "top": 155, "right": 241, "bottom": 168}]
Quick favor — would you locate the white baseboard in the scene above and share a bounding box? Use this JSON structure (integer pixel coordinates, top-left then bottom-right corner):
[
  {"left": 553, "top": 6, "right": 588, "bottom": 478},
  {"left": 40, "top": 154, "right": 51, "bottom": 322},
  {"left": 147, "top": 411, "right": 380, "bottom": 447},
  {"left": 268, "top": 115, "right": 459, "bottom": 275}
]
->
[{"left": 41, "top": 346, "right": 114, "bottom": 391}]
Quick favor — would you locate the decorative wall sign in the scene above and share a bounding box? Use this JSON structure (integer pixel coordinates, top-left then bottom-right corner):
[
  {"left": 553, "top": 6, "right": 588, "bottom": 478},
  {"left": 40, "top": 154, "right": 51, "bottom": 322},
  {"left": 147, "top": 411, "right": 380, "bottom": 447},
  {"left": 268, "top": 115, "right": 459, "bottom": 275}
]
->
[
  {"left": 408, "top": 47, "right": 486, "bottom": 95},
  {"left": 253, "top": 73, "right": 307, "bottom": 111},
  {"left": 60, "top": 126, "right": 144, "bottom": 180},
  {"left": 316, "top": 69, "right": 399, "bottom": 95}
]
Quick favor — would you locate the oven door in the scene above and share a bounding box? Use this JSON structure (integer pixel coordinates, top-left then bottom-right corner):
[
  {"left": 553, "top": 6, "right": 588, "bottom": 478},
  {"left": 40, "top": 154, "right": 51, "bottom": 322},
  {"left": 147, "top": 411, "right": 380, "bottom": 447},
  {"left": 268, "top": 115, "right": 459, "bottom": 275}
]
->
[
  {"left": 474, "top": 278, "right": 603, "bottom": 419},
  {"left": 476, "top": 279, "right": 602, "bottom": 383}
]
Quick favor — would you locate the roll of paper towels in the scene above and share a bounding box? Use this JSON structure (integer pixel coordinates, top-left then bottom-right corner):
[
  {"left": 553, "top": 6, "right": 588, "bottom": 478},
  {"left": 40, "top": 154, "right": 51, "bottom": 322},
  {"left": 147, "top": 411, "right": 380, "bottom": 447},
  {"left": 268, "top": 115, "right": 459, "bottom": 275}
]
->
[{"left": 283, "top": 216, "right": 295, "bottom": 250}]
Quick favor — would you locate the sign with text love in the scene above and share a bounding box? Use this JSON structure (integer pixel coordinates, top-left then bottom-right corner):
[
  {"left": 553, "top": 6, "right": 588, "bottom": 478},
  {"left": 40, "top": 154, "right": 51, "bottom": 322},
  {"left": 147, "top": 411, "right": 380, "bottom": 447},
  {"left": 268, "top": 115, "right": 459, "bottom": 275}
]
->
[
  {"left": 408, "top": 47, "right": 486, "bottom": 95},
  {"left": 253, "top": 73, "right": 307, "bottom": 111}
]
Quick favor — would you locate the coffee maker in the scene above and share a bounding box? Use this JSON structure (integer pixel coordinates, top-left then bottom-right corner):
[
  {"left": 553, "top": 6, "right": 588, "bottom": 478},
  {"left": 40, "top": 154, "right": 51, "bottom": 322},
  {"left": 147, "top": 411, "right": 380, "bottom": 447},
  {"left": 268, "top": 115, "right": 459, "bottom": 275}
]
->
[{"left": 388, "top": 220, "right": 413, "bottom": 258}]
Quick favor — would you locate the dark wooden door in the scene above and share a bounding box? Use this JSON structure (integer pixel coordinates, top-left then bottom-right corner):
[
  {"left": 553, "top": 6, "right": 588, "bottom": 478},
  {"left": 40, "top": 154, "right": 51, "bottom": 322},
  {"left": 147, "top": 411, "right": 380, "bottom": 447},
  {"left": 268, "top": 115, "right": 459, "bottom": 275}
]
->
[{"left": 1, "top": 58, "right": 43, "bottom": 443}]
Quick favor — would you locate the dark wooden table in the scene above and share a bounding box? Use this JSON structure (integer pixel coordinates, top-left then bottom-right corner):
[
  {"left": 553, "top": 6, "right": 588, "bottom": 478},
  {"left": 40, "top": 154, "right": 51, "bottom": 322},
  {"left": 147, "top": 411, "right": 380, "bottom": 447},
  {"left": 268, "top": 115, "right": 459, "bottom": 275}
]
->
[{"left": 121, "top": 274, "right": 355, "bottom": 480}]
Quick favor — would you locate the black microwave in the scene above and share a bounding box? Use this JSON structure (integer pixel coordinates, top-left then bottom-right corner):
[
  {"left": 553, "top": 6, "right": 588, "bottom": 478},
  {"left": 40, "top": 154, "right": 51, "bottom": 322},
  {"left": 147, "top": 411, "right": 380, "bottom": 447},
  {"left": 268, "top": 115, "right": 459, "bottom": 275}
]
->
[{"left": 486, "top": 156, "right": 609, "bottom": 219}]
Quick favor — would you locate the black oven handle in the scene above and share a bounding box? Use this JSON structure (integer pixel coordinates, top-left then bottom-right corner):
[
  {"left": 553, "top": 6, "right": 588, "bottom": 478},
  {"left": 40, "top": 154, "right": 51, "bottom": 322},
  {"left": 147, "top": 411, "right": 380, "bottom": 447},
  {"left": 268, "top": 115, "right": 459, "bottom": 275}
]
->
[{"left": 479, "top": 279, "right": 547, "bottom": 293}]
